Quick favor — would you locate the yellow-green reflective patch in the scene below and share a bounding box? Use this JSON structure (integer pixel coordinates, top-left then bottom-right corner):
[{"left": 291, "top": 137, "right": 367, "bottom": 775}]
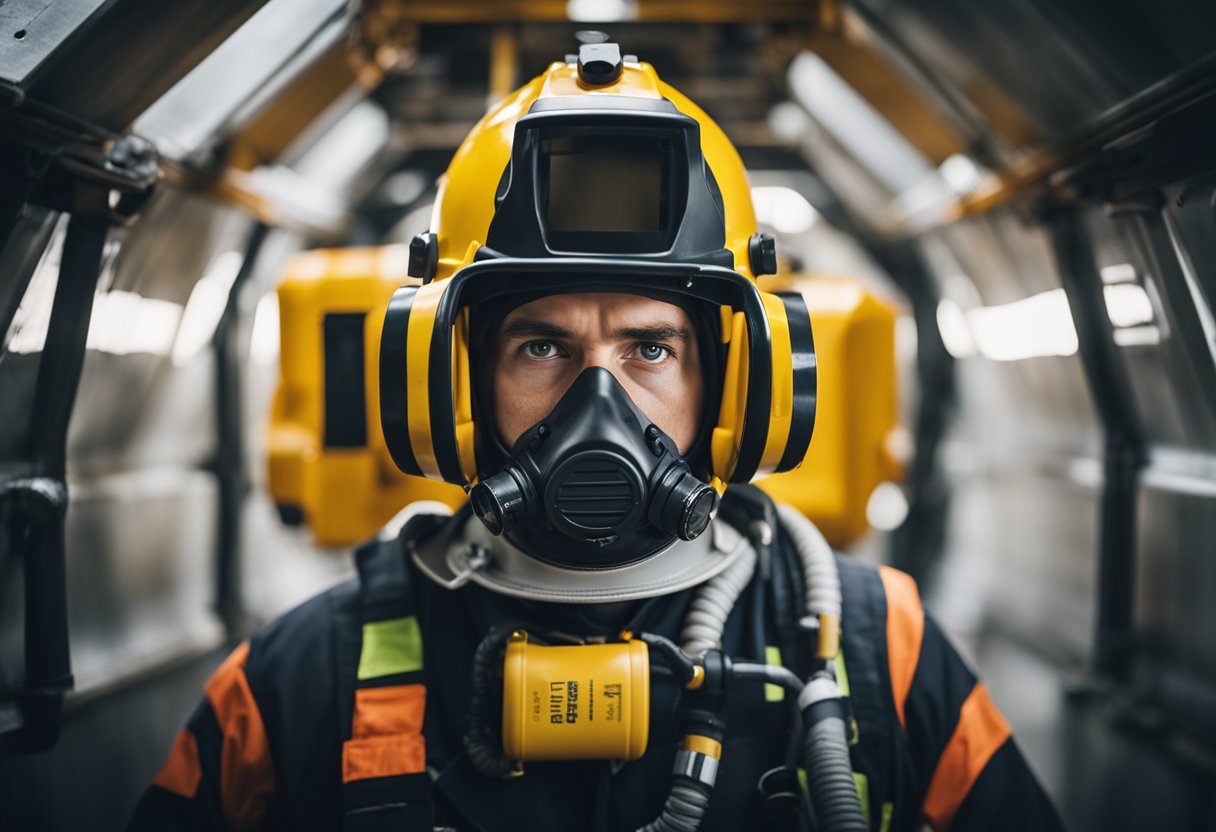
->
[
  {"left": 834, "top": 650, "right": 851, "bottom": 698},
  {"left": 853, "top": 772, "right": 871, "bottom": 826},
  {"left": 357, "top": 616, "right": 423, "bottom": 680},
  {"left": 765, "top": 645, "right": 785, "bottom": 702},
  {"left": 836, "top": 649, "right": 859, "bottom": 744},
  {"left": 880, "top": 801, "right": 893, "bottom": 832}
]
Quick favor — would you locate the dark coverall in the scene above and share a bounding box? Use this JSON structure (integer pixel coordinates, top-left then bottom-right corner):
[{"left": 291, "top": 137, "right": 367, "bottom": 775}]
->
[{"left": 128, "top": 492, "right": 1064, "bottom": 831}]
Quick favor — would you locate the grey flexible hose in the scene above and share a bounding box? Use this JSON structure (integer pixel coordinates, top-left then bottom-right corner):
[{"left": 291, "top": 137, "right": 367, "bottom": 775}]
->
[
  {"left": 680, "top": 536, "right": 757, "bottom": 656},
  {"left": 637, "top": 782, "right": 712, "bottom": 832},
  {"left": 803, "top": 716, "right": 868, "bottom": 832},
  {"left": 640, "top": 509, "right": 856, "bottom": 832},
  {"left": 777, "top": 505, "right": 868, "bottom": 832},
  {"left": 464, "top": 628, "right": 518, "bottom": 778},
  {"left": 731, "top": 662, "right": 804, "bottom": 695},
  {"left": 636, "top": 529, "right": 756, "bottom": 832},
  {"left": 774, "top": 502, "right": 842, "bottom": 624}
]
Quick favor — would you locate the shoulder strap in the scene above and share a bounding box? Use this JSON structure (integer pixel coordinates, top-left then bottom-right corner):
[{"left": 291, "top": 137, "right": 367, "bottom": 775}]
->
[
  {"left": 338, "top": 529, "right": 439, "bottom": 832},
  {"left": 836, "top": 557, "right": 903, "bottom": 831}
]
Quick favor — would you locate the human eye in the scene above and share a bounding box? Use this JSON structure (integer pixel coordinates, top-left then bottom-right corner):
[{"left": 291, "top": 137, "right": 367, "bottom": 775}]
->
[
  {"left": 522, "top": 340, "right": 563, "bottom": 360},
  {"left": 635, "top": 343, "right": 673, "bottom": 364}
]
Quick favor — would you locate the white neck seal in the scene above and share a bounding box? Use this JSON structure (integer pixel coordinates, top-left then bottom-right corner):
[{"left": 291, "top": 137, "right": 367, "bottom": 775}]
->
[{"left": 409, "top": 502, "right": 751, "bottom": 604}]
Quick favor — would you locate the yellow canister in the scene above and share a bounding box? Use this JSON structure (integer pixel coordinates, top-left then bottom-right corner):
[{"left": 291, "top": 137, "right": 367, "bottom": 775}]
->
[{"left": 502, "top": 633, "right": 650, "bottom": 762}]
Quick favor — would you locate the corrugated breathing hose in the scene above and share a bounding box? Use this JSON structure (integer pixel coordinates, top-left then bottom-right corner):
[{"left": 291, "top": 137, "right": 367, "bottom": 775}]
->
[
  {"left": 464, "top": 626, "right": 519, "bottom": 778},
  {"left": 638, "top": 781, "right": 713, "bottom": 832},
  {"left": 638, "top": 533, "right": 758, "bottom": 832},
  {"left": 775, "top": 502, "right": 843, "bottom": 659},
  {"left": 680, "top": 536, "right": 757, "bottom": 656},
  {"left": 798, "top": 675, "right": 868, "bottom": 832}
]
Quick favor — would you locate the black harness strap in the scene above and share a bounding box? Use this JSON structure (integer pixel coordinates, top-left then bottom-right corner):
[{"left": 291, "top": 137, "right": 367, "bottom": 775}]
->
[
  {"left": 837, "top": 558, "right": 901, "bottom": 830},
  {"left": 339, "top": 530, "right": 440, "bottom": 832}
]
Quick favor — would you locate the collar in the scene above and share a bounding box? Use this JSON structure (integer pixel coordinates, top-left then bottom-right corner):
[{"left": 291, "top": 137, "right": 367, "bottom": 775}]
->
[{"left": 412, "top": 503, "right": 748, "bottom": 604}]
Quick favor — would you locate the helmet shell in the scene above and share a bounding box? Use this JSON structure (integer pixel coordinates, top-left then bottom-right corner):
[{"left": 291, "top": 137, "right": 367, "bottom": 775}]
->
[
  {"left": 431, "top": 61, "right": 758, "bottom": 282},
  {"left": 380, "top": 58, "right": 815, "bottom": 492}
]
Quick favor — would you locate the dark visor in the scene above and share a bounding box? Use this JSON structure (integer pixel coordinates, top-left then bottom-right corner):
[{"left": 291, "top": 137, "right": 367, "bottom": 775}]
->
[{"left": 485, "top": 98, "right": 731, "bottom": 267}]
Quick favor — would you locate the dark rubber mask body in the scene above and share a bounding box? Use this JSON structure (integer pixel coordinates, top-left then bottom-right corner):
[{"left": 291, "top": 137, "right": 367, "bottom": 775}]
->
[{"left": 470, "top": 367, "right": 717, "bottom": 569}]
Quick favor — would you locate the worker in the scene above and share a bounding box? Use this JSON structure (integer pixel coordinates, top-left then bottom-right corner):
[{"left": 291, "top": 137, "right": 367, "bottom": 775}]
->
[{"left": 129, "top": 39, "right": 1064, "bottom": 832}]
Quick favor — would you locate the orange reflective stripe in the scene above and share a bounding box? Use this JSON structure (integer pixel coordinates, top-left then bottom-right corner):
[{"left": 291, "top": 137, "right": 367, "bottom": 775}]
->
[
  {"left": 152, "top": 728, "right": 202, "bottom": 799},
  {"left": 343, "top": 734, "right": 427, "bottom": 782},
  {"left": 878, "top": 565, "right": 924, "bottom": 730},
  {"left": 352, "top": 684, "right": 426, "bottom": 738},
  {"left": 343, "top": 684, "right": 427, "bottom": 782},
  {"left": 921, "top": 682, "right": 1011, "bottom": 831},
  {"left": 204, "top": 641, "right": 276, "bottom": 832}
]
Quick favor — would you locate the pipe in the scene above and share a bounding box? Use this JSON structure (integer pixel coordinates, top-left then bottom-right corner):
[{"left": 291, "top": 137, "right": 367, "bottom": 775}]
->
[
  {"left": 635, "top": 632, "right": 698, "bottom": 687},
  {"left": 633, "top": 525, "right": 758, "bottom": 832},
  {"left": 730, "top": 662, "right": 804, "bottom": 696},
  {"left": 638, "top": 782, "right": 712, "bottom": 832},
  {"left": 771, "top": 506, "right": 868, "bottom": 831},
  {"left": 774, "top": 503, "right": 842, "bottom": 659},
  {"left": 463, "top": 627, "right": 519, "bottom": 779},
  {"left": 798, "top": 676, "right": 868, "bottom": 832},
  {"left": 639, "top": 711, "right": 725, "bottom": 832},
  {"left": 1, "top": 214, "right": 107, "bottom": 757},
  {"left": 212, "top": 222, "right": 269, "bottom": 636},
  {"left": 679, "top": 536, "right": 757, "bottom": 657}
]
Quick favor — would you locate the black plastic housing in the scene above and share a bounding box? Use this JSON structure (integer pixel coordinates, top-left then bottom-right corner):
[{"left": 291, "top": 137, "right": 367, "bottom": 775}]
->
[
  {"left": 476, "top": 367, "right": 711, "bottom": 569},
  {"left": 485, "top": 97, "right": 732, "bottom": 268}
]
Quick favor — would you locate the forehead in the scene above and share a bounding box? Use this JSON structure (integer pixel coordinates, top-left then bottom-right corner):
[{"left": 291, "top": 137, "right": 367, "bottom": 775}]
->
[{"left": 499, "top": 292, "right": 691, "bottom": 332}]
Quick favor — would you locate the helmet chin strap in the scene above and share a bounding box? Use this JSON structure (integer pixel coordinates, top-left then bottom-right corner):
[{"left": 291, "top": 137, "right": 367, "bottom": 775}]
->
[{"left": 412, "top": 509, "right": 751, "bottom": 604}]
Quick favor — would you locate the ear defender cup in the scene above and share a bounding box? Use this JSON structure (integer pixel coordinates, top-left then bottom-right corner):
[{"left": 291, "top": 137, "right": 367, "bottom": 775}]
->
[
  {"left": 380, "top": 281, "right": 478, "bottom": 487},
  {"left": 748, "top": 290, "right": 817, "bottom": 479},
  {"left": 709, "top": 290, "right": 817, "bottom": 484}
]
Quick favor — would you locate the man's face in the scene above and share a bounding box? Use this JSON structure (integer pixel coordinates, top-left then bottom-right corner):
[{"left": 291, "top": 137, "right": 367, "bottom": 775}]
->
[{"left": 490, "top": 292, "right": 704, "bottom": 453}]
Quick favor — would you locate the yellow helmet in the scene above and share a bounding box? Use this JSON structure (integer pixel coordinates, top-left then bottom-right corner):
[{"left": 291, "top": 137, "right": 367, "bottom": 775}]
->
[{"left": 380, "top": 43, "right": 816, "bottom": 498}]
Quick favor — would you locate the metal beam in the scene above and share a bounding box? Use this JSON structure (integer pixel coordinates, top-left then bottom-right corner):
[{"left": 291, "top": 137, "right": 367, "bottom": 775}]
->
[
  {"left": 359, "top": 0, "right": 819, "bottom": 23},
  {"left": 212, "top": 224, "right": 271, "bottom": 638},
  {"left": 22, "top": 0, "right": 273, "bottom": 131},
  {"left": 1047, "top": 204, "right": 1145, "bottom": 681},
  {"left": 0, "top": 208, "right": 109, "bottom": 757}
]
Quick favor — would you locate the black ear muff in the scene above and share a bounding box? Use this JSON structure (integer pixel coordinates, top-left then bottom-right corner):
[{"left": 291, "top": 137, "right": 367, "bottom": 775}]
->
[
  {"left": 381, "top": 285, "right": 424, "bottom": 477},
  {"left": 772, "top": 290, "right": 816, "bottom": 474},
  {"left": 730, "top": 310, "right": 774, "bottom": 483},
  {"left": 379, "top": 269, "right": 532, "bottom": 487},
  {"left": 380, "top": 280, "right": 475, "bottom": 486}
]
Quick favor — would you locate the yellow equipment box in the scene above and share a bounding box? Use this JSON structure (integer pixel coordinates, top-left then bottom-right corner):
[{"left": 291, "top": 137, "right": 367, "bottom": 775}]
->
[
  {"left": 267, "top": 245, "right": 464, "bottom": 546},
  {"left": 268, "top": 247, "right": 901, "bottom": 549},
  {"left": 756, "top": 275, "right": 903, "bottom": 547}
]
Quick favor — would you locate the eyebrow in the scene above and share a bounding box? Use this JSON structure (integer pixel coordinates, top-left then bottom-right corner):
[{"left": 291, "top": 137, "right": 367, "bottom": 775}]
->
[
  {"left": 613, "top": 325, "right": 691, "bottom": 344},
  {"left": 500, "top": 319, "right": 691, "bottom": 344},
  {"left": 501, "top": 319, "right": 574, "bottom": 340}
]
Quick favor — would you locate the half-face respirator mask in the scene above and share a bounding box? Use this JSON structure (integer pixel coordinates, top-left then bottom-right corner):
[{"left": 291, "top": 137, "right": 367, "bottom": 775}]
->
[{"left": 469, "top": 366, "right": 719, "bottom": 569}]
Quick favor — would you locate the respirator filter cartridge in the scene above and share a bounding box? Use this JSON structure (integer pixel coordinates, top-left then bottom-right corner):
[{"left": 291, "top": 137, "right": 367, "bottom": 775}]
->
[{"left": 501, "top": 631, "right": 650, "bottom": 761}]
